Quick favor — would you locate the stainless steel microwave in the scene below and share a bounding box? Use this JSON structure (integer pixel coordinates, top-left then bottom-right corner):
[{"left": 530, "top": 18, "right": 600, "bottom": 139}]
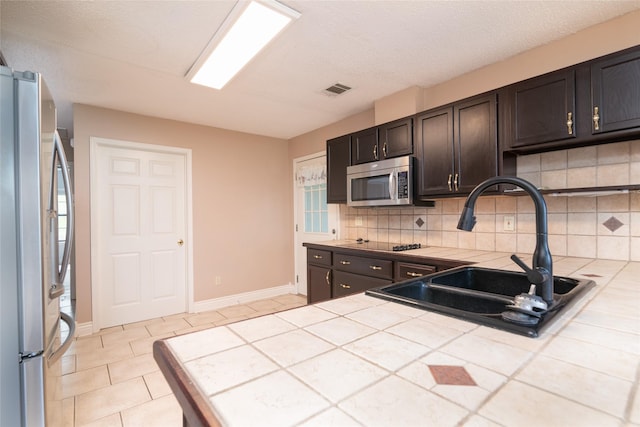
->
[{"left": 347, "top": 155, "right": 414, "bottom": 207}]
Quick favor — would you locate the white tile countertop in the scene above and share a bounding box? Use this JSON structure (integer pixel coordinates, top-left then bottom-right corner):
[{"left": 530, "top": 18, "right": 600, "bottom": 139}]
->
[{"left": 153, "top": 247, "right": 640, "bottom": 427}]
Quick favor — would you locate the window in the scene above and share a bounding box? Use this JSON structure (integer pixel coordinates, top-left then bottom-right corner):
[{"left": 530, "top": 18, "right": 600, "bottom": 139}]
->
[{"left": 304, "top": 183, "right": 328, "bottom": 233}]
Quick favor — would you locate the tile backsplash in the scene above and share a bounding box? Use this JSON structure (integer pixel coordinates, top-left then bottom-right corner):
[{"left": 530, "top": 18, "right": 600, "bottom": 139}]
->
[{"left": 341, "top": 140, "right": 640, "bottom": 261}]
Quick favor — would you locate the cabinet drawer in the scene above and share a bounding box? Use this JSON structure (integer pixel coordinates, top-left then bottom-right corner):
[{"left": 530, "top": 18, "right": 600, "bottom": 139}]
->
[
  {"left": 333, "top": 271, "right": 393, "bottom": 298},
  {"left": 395, "top": 262, "right": 436, "bottom": 281},
  {"left": 307, "top": 249, "right": 331, "bottom": 267},
  {"left": 333, "top": 253, "right": 393, "bottom": 279}
]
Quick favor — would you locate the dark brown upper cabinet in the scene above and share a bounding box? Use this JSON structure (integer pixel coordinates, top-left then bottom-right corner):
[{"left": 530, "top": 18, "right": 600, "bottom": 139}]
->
[
  {"left": 378, "top": 117, "right": 413, "bottom": 159},
  {"left": 351, "top": 126, "right": 378, "bottom": 164},
  {"left": 506, "top": 69, "right": 577, "bottom": 149},
  {"left": 326, "top": 135, "right": 351, "bottom": 204},
  {"left": 414, "top": 106, "right": 454, "bottom": 195},
  {"left": 591, "top": 47, "right": 640, "bottom": 135},
  {"left": 415, "top": 92, "right": 498, "bottom": 197},
  {"left": 351, "top": 117, "right": 413, "bottom": 165},
  {"left": 504, "top": 45, "right": 640, "bottom": 152}
]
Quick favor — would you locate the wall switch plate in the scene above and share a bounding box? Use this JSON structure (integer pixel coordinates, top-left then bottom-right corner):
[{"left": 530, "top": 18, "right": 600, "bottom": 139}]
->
[
  {"left": 503, "top": 215, "right": 515, "bottom": 232},
  {"left": 215, "top": 276, "right": 222, "bottom": 285},
  {"left": 355, "top": 216, "right": 363, "bottom": 226}
]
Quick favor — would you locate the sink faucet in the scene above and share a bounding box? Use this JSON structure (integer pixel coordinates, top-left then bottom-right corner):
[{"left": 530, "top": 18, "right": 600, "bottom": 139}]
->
[{"left": 457, "top": 176, "right": 554, "bottom": 305}]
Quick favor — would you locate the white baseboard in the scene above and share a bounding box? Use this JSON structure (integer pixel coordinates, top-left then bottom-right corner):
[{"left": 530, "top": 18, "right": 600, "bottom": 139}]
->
[
  {"left": 191, "top": 283, "right": 298, "bottom": 313},
  {"left": 73, "top": 283, "right": 298, "bottom": 336},
  {"left": 76, "top": 321, "right": 94, "bottom": 337}
]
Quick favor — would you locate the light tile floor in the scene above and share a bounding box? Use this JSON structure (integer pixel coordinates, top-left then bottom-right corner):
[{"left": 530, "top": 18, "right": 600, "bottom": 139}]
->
[{"left": 61, "top": 294, "right": 307, "bottom": 427}]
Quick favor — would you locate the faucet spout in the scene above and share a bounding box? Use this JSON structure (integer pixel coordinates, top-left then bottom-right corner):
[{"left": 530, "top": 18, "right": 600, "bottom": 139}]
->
[{"left": 457, "top": 176, "right": 554, "bottom": 305}]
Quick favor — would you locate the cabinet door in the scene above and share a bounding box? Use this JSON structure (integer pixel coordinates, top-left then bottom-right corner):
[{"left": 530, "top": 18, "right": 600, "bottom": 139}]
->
[
  {"left": 414, "top": 107, "right": 454, "bottom": 196},
  {"left": 351, "top": 127, "right": 379, "bottom": 164},
  {"left": 455, "top": 93, "right": 498, "bottom": 194},
  {"left": 307, "top": 264, "right": 331, "bottom": 304},
  {"left": 508, "top": 69, "right": 576, "bottom": 148},
  {"left": 591, "top": 48, "right": 640, "bottom": 134},
  {"left": 379, "top": 117, "right": 413, "bottom": 159},
  {"left": 326, "top": 135, "right": 350, "bottom": 203}
]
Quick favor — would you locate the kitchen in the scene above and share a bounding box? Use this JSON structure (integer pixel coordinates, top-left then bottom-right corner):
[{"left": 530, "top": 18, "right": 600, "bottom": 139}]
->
[{"left": 2, "top": 1, "right": 640, "bottom": 426}]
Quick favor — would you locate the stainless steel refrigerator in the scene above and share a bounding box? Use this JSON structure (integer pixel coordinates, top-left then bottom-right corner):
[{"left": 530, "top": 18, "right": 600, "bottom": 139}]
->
[{"left": 1, "top": 66, "right": 75, "bottom": 426}]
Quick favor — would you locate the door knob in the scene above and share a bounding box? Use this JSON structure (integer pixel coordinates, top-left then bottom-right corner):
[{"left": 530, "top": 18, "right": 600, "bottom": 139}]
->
[{"left": 178, "top": 239, "right": 184, "bottom": 246}]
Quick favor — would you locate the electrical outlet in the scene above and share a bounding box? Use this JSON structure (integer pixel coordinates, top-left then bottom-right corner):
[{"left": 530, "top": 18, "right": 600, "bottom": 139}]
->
[
  {"left": 503, "top": 215, "right": 515, "bottom": 232},
  {"left": 215, "top": 276, "right": 222, "bottom": 285},
  {"left": 355, "top": 216, "right": 363, "bottom": 226}
]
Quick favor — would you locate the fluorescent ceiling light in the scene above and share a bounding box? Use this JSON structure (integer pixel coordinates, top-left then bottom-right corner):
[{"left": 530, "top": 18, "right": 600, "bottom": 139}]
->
[{"left": 188, "top": 0, "right": 300, "bottom": 90}]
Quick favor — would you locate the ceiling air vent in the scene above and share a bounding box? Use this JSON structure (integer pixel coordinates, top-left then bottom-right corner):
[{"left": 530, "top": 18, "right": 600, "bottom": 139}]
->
[{"left": 324, "top": 83, "right": 351, "bottom": 96}]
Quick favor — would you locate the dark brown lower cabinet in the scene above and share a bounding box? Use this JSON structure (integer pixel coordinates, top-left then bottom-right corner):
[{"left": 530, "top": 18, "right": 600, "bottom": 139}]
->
[
  {"left": 307, "top": 264, "right": 331, "bottom": 304},
  {"left": 304, "top": 244, "right": 469, "bottom": 304},
  {"left": 307, "top": 248, "right": 332, "bottom": 304}
]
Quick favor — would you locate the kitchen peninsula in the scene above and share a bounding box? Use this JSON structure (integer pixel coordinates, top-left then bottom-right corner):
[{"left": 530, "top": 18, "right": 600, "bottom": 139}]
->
[{"left": 154, "top": 246, "right": 639, "bottom": 427}]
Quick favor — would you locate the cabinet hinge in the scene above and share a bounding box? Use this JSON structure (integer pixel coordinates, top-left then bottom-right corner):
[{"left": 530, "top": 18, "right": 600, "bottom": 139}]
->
[
  {"left": 296, "top": 274, "right": 299, "bottom": 283},
  {"left": 296, "top": 224, "right": 298, "bottom": 232}
]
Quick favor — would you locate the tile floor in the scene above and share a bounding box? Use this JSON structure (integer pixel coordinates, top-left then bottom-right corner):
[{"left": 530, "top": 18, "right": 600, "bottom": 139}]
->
[{"left": 61, "top": 294, "right": 307, "bottom": 427}]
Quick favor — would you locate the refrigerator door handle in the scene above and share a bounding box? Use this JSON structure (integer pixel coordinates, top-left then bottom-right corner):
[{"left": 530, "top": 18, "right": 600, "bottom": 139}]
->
[
  {"left": 48, "top": 131, "right": 74, "bottom": 300},
  {"left": 48, "top": 312, "right": 75, "bottom": 365}
]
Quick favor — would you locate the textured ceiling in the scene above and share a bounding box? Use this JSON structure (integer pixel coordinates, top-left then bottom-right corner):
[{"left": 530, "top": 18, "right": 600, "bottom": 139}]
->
[{"left": 2, "top": 1, "right": 640, "bottom": 140}]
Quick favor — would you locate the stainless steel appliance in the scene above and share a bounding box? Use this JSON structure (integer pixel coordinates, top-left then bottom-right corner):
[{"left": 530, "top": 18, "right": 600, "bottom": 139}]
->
[
  {"left": 347, "top": 155, "right": 415, "bottom": 207},
  {"left": 1, "top": 66, "right": 75, "bottom": 427}
]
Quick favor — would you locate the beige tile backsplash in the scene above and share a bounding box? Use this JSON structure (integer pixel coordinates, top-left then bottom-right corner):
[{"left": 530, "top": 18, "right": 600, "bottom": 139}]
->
[{"left": 341, "top": 140, "right": 640, "bottom": 261}]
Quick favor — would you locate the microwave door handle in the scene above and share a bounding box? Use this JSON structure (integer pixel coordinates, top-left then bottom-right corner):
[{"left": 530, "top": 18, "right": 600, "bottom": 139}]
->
[{"left": 389, "top": 172, "right": 396, "bottom": 199}]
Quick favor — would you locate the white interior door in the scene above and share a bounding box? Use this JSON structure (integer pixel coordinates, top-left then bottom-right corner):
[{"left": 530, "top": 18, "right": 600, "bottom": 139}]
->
[
  {"left": 294, "top": 153, "right": 339, "bottom": 296},
  {"left": 91, "top": 138, "right": 189, "bottom": 328}
]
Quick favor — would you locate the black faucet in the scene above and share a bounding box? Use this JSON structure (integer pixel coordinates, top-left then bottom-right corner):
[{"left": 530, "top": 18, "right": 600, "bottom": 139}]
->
[{"left": 457, "top": 176, "right": 554, "bottom": 305}]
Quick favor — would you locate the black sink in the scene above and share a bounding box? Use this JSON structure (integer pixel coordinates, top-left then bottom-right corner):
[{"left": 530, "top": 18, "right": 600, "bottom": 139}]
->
[
  {"left": 427, "top": 267, "right": 583, "bottom": 297},
  {"left": 365, "top": 266, "right": 595, "bottom": 337}
]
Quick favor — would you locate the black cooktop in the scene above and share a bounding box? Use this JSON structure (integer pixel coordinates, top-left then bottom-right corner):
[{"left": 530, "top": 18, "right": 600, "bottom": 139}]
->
[{"left": 341, "top": 240, "right": 422, "bottom": 252}]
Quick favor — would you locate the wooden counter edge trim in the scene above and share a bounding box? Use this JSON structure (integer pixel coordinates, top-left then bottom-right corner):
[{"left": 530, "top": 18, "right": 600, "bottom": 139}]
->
[{"left": 153, "top": 339, "right": 223, "bottom": 427}]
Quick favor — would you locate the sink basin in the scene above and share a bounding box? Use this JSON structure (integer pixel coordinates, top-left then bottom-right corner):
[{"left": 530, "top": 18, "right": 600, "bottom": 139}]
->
[
  {"left": 365, "top": 266, "right": 595, "bottom": 337},
  {"left": 427, "top": 266, "right": 584, "bottom": 297}
]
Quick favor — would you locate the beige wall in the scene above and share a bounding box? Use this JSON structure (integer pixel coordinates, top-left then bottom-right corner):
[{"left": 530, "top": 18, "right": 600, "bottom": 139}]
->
[
  {"left": 73, "top": 105, "right": 292, "bottom": 323},
  {"left": 288, "top": 109, "right": 375, "bottom": 160},
  {"left": 422, "top": 9, "right": 640, "bottom": 109}
]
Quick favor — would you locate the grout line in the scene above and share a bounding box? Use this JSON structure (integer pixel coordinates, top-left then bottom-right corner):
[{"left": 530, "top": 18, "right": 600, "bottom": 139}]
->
[{"left": 65, "top": 294, "right": 306, "bottom": 427}]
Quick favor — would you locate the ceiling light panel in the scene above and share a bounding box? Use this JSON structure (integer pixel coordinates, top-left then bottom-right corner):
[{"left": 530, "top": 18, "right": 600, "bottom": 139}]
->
[{"left": 188, "top": 0, "right": 300, "bottom": 90}]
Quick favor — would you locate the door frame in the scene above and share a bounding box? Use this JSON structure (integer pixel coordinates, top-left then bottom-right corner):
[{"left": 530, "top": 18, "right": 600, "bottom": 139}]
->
[
  {"left": 293, "top": 151, "right": 340, "bottom": 295},
  {"left": 89, "top": 137, "right": 194, "bottom": 332}
]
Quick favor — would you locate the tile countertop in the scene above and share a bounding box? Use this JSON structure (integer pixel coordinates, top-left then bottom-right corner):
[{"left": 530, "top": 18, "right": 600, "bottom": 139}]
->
[{"left": 153, "top": 246, "right": 640, "bottom": 427}]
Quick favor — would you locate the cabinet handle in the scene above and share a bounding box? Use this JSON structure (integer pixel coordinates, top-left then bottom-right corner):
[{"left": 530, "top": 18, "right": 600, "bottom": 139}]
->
[
  {"left": 313, "top": 255, "right": 323, "bottom": 259},
  {"left": 382, "top": 142, "right": 388, "bottom": 158},
  {"left": 406, "top": 271, "right": 423, "bottom": 277},
  {"left": 566, "top": 112, "right": 573, "bottom": 135},
  {"left": 447, "top": 174, "right": 453, "bottom": 192},
  {"left": 593, "top": 106, "right": 600, "bottom": 131},
  {"left": 325, "top": 270, "right": 331, "bottom": 286},
  {"left": 340, "top": 260, "right": 351, "bottom": 265},
  {"left": 453, "top": 173, "right": 459, "bottom": 192},
  {"left": 339, "top": 283, "right": 351, "bottom": 289},
  {"left": 369, "top": 265, "right": 382, "bottom": 271},
  {"left": 373, "top": 144, "right": 378, "bottom": 160}
]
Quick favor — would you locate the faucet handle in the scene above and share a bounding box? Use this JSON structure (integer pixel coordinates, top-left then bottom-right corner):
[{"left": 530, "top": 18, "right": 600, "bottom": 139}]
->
[{"left": 510, "top": 254, "right": 548, "bottom": 286}]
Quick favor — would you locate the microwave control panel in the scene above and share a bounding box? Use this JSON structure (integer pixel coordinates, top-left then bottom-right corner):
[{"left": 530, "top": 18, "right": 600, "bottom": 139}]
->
[{"left": 397, "top": 171, "right": 409, "bottom": 199}]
